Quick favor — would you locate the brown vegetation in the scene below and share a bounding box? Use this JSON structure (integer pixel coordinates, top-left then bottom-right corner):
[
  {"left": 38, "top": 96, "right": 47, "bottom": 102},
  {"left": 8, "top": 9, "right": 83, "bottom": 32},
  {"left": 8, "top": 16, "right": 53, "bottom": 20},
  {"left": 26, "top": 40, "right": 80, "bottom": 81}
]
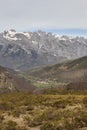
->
[{"left": 0, "top": 65, "right": 35, "bottom": 93}]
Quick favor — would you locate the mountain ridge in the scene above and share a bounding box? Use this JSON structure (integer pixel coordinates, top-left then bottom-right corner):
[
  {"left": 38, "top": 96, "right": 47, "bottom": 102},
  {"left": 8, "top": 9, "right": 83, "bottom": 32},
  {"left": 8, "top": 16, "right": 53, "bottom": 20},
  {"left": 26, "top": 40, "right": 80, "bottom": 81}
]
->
[{"left": 0, "top": 29, "right": 87, "bottom": 70}]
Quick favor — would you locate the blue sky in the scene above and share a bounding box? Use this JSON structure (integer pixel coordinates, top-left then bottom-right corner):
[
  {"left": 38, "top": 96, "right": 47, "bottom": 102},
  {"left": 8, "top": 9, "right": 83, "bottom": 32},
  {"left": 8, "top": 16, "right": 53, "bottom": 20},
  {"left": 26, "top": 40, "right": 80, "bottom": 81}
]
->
[
  {"left": 30, "top": 28, "right": 87, "bottom": 37},
  {"left": 0, "top": 0, "right": 87, "bottom": 36},
  {"left": 44, "top": 29, "right": 87, "bottom": 37}
]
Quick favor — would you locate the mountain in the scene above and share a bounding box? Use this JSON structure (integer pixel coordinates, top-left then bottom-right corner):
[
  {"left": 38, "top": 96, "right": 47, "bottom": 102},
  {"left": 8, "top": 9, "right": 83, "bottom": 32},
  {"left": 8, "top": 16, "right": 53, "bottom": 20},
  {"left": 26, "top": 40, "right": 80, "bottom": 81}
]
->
[
  {"left": 0, "top": 65, "right": 35, "bottom": 93},
  {"left": 27, "top": 56, "right": 87, "bottom": 83},
  {"left": 0, "top": 29, "right": 87, "bottom": 70}
]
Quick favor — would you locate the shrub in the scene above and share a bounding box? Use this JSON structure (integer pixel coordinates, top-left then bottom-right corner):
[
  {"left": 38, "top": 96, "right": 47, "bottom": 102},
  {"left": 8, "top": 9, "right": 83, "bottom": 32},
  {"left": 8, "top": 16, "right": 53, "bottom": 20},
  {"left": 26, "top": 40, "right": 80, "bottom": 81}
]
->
[
  {"left": 17, "top": 126, "right": 28, "bottom": 130},
  {"left": 74, "top": 111, "right": 87, "bottom": 128},
  {"left": 0, "top": 114, "right": 4, "bottom": 123},
  {"left": 2, "top": 120, "right": 17, "bottom": 130},
  {"left": 53, "top": 100, "right": 66, "bottom": 108},
  {"left": 24, "top": 115, "right": 31, "bottom": 124},
  {"left": 83, "top": 97, "right": 87, "bottom": 107},
  {"left": 40, "top": 122, "right": 54, "bottom": 130},
  {"left": 11, "top": 109, "right": 20, "bottom": 117},
  {"left": 26, "top": 105, "right": 34, "bottom": 111},
  {"left": 0, "top": 102, "right": 14, "bottom": 111},
  {"left": 63, "top": 119, "right": 74, "bottom": 130}
]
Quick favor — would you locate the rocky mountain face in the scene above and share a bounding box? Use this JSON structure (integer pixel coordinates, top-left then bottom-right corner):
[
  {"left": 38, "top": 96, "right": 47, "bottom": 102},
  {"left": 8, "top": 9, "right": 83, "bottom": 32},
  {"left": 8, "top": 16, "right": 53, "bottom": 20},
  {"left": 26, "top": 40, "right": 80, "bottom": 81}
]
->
[{"left": 0, "top": 29, "right": 87, "bottom": 71}]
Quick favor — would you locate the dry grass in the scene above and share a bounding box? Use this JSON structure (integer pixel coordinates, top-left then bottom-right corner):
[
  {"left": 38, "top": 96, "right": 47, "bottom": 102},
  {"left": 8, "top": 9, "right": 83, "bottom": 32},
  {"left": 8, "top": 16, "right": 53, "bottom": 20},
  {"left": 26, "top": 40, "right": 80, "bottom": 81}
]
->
[{"left": 0, "top": 92, "right": 86, "bottom": 130}]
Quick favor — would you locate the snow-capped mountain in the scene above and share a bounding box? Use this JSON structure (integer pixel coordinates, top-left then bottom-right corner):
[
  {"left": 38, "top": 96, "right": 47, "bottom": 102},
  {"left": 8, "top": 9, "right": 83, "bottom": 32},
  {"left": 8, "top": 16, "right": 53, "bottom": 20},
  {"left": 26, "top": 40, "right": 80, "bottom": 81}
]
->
[{"left": 0, "top": 29, "right": 87, "bottom": 71}]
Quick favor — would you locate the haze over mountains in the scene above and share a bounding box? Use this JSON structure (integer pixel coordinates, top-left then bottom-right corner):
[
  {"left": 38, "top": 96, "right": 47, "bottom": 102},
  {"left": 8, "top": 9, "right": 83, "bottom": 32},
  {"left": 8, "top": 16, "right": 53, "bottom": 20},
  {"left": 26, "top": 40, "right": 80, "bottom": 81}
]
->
[{"left": 0, "top": 29, "right": 87, "bottom": 71}]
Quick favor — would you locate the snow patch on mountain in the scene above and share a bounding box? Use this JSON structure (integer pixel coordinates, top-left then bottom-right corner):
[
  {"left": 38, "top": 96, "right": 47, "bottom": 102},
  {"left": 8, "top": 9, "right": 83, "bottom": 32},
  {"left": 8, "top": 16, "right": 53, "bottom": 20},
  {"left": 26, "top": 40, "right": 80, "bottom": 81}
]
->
[
  {"left": 3, "top": 29, "right": 31, "bottom": 41},
  {"left": 3, "top": 35, "right": 18, "bottom": 41},
  {"left": 0, "top": 29, "right": 87, "bottom": 70},
  {"left": 19, "top": 32, "right": 31, "bottom": 39},
  {"left": 3, "top": 29, "right": 18, "bottom": 41}
]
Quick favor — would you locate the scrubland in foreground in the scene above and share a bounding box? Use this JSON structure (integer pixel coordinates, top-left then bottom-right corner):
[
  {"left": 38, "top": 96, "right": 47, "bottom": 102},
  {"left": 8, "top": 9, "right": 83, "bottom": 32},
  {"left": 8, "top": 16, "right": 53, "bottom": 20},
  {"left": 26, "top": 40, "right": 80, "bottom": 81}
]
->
[{"left": 0, "top": 92, "right": 87, "bottom": 130}]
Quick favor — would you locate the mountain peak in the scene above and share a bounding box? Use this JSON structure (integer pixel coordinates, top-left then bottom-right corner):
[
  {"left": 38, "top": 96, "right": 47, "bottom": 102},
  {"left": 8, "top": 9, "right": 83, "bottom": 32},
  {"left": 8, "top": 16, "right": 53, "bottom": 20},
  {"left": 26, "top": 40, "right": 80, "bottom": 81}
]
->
[{"left": 0, "top": 30, "right": 87, "bottom": 71}]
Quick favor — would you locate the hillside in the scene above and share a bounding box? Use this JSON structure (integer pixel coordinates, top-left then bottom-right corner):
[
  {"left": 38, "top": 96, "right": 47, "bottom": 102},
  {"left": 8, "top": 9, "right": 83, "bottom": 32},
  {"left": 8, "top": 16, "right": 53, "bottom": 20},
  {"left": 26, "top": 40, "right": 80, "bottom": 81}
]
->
[
  {"left": 0, "top": 65, "right": 35, "bottom": 93},
  {"left": 27, "top": 56, "right": 87, "bottom": 83}
]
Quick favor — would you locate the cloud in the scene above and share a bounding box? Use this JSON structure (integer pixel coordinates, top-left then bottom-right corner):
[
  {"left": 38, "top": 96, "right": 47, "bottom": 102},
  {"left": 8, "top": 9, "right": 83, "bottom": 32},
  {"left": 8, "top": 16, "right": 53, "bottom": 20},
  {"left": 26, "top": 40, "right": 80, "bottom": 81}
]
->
[{"left": 0, "top": 0, "right": 87, "bottom": 31}]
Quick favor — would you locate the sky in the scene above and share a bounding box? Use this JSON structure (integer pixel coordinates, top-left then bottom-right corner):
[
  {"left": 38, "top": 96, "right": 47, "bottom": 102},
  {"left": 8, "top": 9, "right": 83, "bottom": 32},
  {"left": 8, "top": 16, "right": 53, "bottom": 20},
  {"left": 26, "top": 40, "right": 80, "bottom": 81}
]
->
[{"left": 0, "top": 0, "right": 87, "bottom": 35}]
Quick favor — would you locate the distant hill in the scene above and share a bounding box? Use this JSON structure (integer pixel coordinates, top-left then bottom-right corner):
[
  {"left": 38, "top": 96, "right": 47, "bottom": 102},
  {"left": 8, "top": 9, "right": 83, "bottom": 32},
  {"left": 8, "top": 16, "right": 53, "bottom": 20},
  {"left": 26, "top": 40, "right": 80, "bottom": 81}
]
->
[
  {"left": 27, "top": 56, "right": 87, "bottom": 83},
  {"left": 0, "top": 66, "right": 35, "bottom": 93}
]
